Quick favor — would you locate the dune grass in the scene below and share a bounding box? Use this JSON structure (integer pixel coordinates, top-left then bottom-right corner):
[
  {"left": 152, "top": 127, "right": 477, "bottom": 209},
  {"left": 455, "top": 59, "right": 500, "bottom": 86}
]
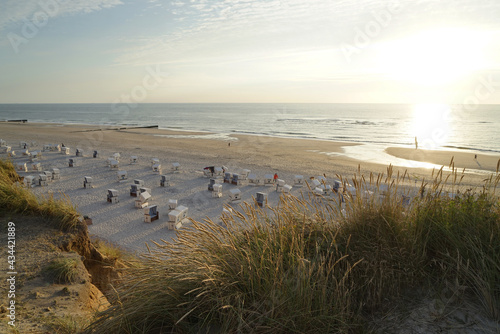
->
[
  {"left": 0, "top": 159, "right": 81, "bottom": 231},
  {"left": 84, "top": 161, "right": 500, "bottom": 333}
]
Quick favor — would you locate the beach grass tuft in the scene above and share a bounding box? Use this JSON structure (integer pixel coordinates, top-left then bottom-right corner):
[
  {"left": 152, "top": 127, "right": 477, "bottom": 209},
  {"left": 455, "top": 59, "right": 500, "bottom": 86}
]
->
[
  {"left": 0, "top": 158, "right": 81, "bottom": 231},
  {"left": 84, "top": 164, "right": 500, "bottom": 333}
]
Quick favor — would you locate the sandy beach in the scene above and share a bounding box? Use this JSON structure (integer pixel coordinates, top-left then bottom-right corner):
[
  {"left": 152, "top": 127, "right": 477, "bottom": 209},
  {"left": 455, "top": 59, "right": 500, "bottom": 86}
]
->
[{"left": 1, "top": 122, "right": 498, "bottom": 254}]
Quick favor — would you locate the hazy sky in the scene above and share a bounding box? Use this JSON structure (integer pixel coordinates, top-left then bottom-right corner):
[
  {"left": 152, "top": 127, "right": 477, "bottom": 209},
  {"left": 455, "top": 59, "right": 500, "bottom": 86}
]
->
[{"left": 0, "top": 0, "right": 499, "bottom": 103}]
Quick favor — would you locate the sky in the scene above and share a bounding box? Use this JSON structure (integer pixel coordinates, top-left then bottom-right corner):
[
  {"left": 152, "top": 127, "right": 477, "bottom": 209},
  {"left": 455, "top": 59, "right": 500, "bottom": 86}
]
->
[{"left": 0, "top": 0, "right": 499, "bottom": 103}]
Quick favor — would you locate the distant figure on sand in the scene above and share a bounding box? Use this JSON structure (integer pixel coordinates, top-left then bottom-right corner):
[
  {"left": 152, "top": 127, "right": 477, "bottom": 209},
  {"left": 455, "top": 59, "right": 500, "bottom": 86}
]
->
[
  {"left": 415, "top": 137, "right": 418, "bottom": 150},
  {"left": 228, "top": 142, "right": 230, "bottom": 147}
]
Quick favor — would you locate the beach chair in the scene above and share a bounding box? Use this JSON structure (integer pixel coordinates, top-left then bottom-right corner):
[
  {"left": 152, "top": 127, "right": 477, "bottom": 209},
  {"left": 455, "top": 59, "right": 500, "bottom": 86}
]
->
[
  {"left": 93, "top": 150, "right": 99, "bottom": 158},
  {"left": 213, "top": 167, "right": 224, "bottom": 178},
  {"left": 229, "top": 188, "right": 241, "bottom": 203},
  {"left": 42, "top": 144, "right": 51, "bottom": 152},
  {"left": 30, "top": 151, "right": 41, "bottom": 161},
  {"left": 310, "top": 179, "right": 321, "bottom": 188},
  {"left": 139, "top": 187, "right": 152, "bottom": 198},
  {"left": 53, "top": 144, "right": 61, "bottom": 152},
  {"left": 0, "top": 139, "right": 5, "bottom": 147},
  {"left": 19, "top": 141, "right": 28, "bottom": 148},
  {"left": 31, "top": 162, "right": 42, "bottom": 171},
  {"left": 240, "top": 169, "right": 251, "bottom": 181},
  {"left": 160, "top": 175, "right": 170, "bottom": 187},
  {"left": 256, "top": 192, "right": 268, "bottom": 207},
  {"left": 313, "top": 187, "right": 323, "bottom": 198},
  {"left": 61, "top": 147, "right": 70, "bottom": 155},
  {"left": 168, "top": 199, "right": 178, "bottom": 211},
  {"left": 68, "top": 158, "right": 78, "bottom": 167},
  {"left": 248, "top": 174, "right": 260, "bottom": 186},
  {"left": 130, "top": 184, "right": 139, "bottom": 197},
  {"left": 84, "top": 176, "right": 93, "bottom": 189},
  {"left": 231, "top": 173, "right": 241, "bottom": 185},
  {"left": 42, "top": 171, "right": 52, "bottom": 182},
  {"left": 224, "top": 172, "right": 232, "bottom": 184},
  {"left": 332, "top": 180, "right": 343, "bottom": 193},
  {"left": 316, "top": 175, "right": 327, "bottom": 183},
  {"left": 167, "top": 209, "right": 183, "bottom": 230},
  {"left": 134, "top": 179, "right": 144, "bottom": 186},
  {"left": 135, "top": 191, "right": 151, "bottom": 209},
  {"left": 152, "top": 163, "right": 161, "bottom": 173},
  {"left": 294, "top": 175, "right": 304, "bottom": 187},
  {"left": 319, "top": 184, "right": 332, "bottom": 196},
  {"left": 212, "top": 184, "right": 223, "bottom": 198},
  {"left": 7, "top": 150, "right": 15, "bottom": 157},
  {"left": 109, "top": 159, "right": 119, "bottom": 169},
  {"left": 24, "top": 175, "right": 36, "bottom": 188},
  {"left": 51, "top": 168, "right": 60, "bottom": 180},
  {"left": 151, "top": 158, "right": 160, "bottom": 166},
  {"left": 177, "top": 205, "right": 188, "bottom": 219},
  {"left": 170, "top": 162, "right": 180, "bottom": 173},
  {"left": 264, "top": 174, "right": 274, "bottom": 187},
  {"left": 0, "top": 146, "right": 11, "bottom": 153},
  {"left": 276, "top": 179, "right": 285, "bottom": 192},
  {"left": 283, "top": 184, "right": 292, "bottom": 194},
  {"left": 17, "top": 162, "right": 27, "bottom": 172},
  {"left": 107, "top": 189, "right": 119, "bottom": 203},
  {"left": 144, "top": 205, "right": 159, "bottom": 223},
  {"left": 117, "top": 170, "right": 128, "bottom": 181},
  {"left": 38, "top": 174, "right": 49, "bottom": 187},
  {"left": 113, "top": 153, "right": 121, "bottom": 161},
  {"left": 203, "top": 167, "right": 213, "bottom": 178},
  {"left": 130, "top": 156, "right": 138, "bottom": 164}
]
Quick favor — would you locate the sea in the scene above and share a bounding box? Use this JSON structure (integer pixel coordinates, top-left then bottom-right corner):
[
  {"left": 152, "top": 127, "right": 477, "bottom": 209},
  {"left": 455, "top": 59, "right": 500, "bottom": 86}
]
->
[{"left": 1, "top": 103, "right": 499, "bottom": 167}]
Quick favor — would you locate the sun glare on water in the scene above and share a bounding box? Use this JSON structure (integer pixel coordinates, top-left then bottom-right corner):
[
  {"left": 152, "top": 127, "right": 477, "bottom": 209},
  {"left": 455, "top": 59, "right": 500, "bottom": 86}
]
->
[{"left": 412, "top": 104, "right": 452, "bottom": 149}]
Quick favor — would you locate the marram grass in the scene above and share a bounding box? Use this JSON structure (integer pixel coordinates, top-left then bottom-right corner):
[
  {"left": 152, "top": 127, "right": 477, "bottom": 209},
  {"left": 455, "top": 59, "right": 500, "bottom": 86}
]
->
[
  {"left": 86, "top": 162, "right": 500, "bottom": 333},
  {"left": 0, "top": 158, "right": 80, "bottom": 231}
]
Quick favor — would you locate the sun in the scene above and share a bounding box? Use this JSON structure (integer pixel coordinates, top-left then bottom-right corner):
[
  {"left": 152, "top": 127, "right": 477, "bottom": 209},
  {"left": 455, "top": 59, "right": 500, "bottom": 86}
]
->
[
  {"left": 411, "top": 103, "right": 452, "bottom": 149},
  {"left": 376, "top": 28, "right": 488, "bottom": 85}
]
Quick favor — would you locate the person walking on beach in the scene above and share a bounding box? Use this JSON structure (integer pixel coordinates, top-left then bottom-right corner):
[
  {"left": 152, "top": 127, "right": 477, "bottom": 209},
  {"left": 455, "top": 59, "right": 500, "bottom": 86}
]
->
[{"left": 273, "top": 173, "right": 278, "bottom": 183}]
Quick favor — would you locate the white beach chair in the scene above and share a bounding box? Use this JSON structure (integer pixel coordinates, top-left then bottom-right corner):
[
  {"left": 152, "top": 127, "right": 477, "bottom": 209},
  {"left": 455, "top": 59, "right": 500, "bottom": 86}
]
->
[
  {"left": 84, "top": 176, "right": 93, "bottom": 189},
  {"left": 203, "top": 167, "right": 213, "bottom": 178},
  {"left": 294, "top": 175, "right": 304, "bottom": 187},
  {"left": 332, "top": 180, "right": 343, "bottom": 193},
  {"left": 256, "top": 192, "right": 268, "bottom": 207},
  {"left": 229, "top": 188, "right": 241, "bottom": 203},
  {"left": 276, "top": 179, "right": 285, "bottom": 192},
  {"left": 130, "top": 156, "right": 138, "bottom": 164},
  {"left": 240, "top": 169, "right": 250, "bottom": 180},
  {"left": 113, "top": 153, "right": 121, "bottom": 161},
  {"left": 51, "top": 168, "right": 60, "bottom": 180},
  {"left": 152, "top": 163, "right": 161, "bottom": 173},
  {"left": 167, "top": 209, "right": 183, "bottom": 230},
  {"left": 170, "top": 162, "right": 180, "bottom": 173},
  {"left": 30, "top": 151, "right": 41, "bottom": 161},
  {"left": 214, "top": 167, "right": 224, "bottom": 178},
  {"left": 283, "top": 184, "right": 292, "bottom": 194},
  {"left": 62, "top": 147, "right": 70, "bottom": 155},
  {"left": 264, "top": 174, "right": 274, "bottom": 187},
  {"left": 24, "top": 175, "right": 36, "bottom": 188},
  {"left": 109, "top": 159, "right": 119, "bottom": 169},
  {"left": 231, "top": 173, "right": 241, "bottom": 185},
  {"left": 42, "top": 144, "right": 51, "bottom": 152},
  {"left": 144, "top": 205, "right": 159, "bottom": 223},
  {"left": 168, "top": 199, "right": 178, "bottom": 211},
  {"left": 68, "top": 158, "right": 78, "bottom": 167},
  {"left": 8, "top": 150, "right": 15, "bottom": 157},
  {"left": 139, "top": 187, "right": 152, "bottom": 198},
  {"left": 310, "top": 179, "right": 321, "bottom": 188},
  {"left": 17, "top": 162, "right": 27, "bottom": 172},
  {"left": 224, "top": 172, "right": 232, "bottom": 184},
  {"left": 135, "top": 191, "right": 151, "bottom": 209},
  {"left": 0, "top": 146, "right": 11, "bottom": 153},
  {"left": 117, "top": 170, "right": 128, "bottom": 181},
  {"left": 160, "top": 175, "right": 170, "bottom": 187},
  {"left": 134, "top": 179, "right": 145, "bottom": 186},
  {"left": 107, "top": 189, "right": 119, "bottom": 203},
  {"left": 212, "top": 184, "right": 223, "bottom": 198},
  {"left": 208, "top": 178, "right": 218, "bottom": 191},
  {"left": 151, "top": 158, "right": 160, "bottom": 166},
  {"left": 248, "top": 174, "right": 260, "bottom": 186},
  {"left": 319, "top": 184, "right": 332, "bottom": 196},
  {"left": 42, "top": 171, "right": 52, "bottom": 182},
  {"left": 31, "top": 162, "right": 42, "bottom": 171},
  {"left": 130, "top": 184, "right": 139, "bottom": 197}
]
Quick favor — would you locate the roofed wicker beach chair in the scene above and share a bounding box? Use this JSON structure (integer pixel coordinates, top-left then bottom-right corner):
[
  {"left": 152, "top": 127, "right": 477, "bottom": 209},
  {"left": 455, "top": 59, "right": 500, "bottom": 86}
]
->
[
  {"left": 168, "top": 199, "right": 178, "bottom": 211},
  {"left": 107, "top": 189, "right": 119, "bottom": 203},
  {"left": 68, "top": 158, "right": 78, "bottom": 167},
  {"left": 51, "top": 168, "right": 60, "bottom": 180},
  {"left": 256, "top": 192, "right": 268, "bottom": 207},
  {"left": 109, "top": 159, "right": 119, "bottom": 169},
  {"left": 117, "top": 170, "right": 128, "bottom": 181},
  {"left": 24, "top": 175, "right": 36, "bottom": 188},
  {"left": 152, "top": 163, "right": 161, "bottom": 173},
  {"left": 224, "top": 172, "right": 232, "bottom": 184},
  {"left": 0, "top": 146, "right": 11, "bottom": 153},
  {"left": 17, "top": 162, "right": 27, "bottom": 172},
  {"left": 130, "top": 184, "right": 139, "bottom": 197},
  {"left": 93, "top": 150, "right": 99, "bottom": 158},
  {"left": 31, "top": 162, "right": 42, "bottom": 171},
  {"left": 76, "top": 148, "right": 84, "bottom": 157},
  {"left": 62, "top": 147, "right": 70, "bottom": 155},
  {"left": 112, "top": 152, "right": 121, "bottom": 161},
  {"left": 248, "top": 174, "right": 261, "bottom": 186},
  {"left": 130, "top": 156, "right": 138, "bottom": 164},
  {"left": 212, "top": 184, "right": 223, "bottom": 198},
  {"left": 294, "top": 175, "right": 304, "bottom": 187},
  {"left": 231, "top": 173, "right": 241, "bottom": 185},
  {"left": 144, "top": 205, "right": 159, "bottom": 223},
  {"left": 229, "top": 188, "right": 241, "bottom": 203},
  {"left": 160, "top": 174, "right": 170, "bottom": 187},
  {"left": 214, "top": 167, "right": 224, "bottom": 178},
  {"left": 264, "top": 174, "right": 274, "bottom": 187},
  {"left": 135, "top": 191, "right": 151, "bottom": 209},
  {"left": 170, "top": 162, "right": 181, "bottom": 173},
  {"left": 84, "top": 176, "right": 93, "bottom": 189}
]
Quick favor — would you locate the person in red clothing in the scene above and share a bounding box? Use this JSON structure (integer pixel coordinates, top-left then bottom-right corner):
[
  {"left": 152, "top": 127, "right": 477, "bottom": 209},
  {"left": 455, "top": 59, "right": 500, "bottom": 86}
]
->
[{"left": 273, "top": 173, "right": 278, "bottom": 183}]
